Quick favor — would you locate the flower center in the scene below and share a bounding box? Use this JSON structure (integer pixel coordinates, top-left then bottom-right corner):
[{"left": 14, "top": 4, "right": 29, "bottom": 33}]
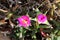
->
[
  {"left": 41, "top": 16, "right": 45, "bottom": 20},
  {"left": 22, "top": 19, "right": 27, "bottom": 24}
]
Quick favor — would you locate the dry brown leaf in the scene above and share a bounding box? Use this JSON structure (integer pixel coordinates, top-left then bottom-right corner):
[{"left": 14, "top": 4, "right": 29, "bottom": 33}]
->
[
  {"left": 0, "top": 20, "right": 7, "bottom": 25},
  {"left": 53, "top": 0, "right": 60, "bottom": 3},
  {"left": 12, "top": 4, "right": 19, "bottom": 11}
]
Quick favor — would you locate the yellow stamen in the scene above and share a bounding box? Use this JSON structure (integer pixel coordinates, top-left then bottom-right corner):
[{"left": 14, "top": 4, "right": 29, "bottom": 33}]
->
[{"left": 22, "top": 20, "right": 27, "bottom": 24}]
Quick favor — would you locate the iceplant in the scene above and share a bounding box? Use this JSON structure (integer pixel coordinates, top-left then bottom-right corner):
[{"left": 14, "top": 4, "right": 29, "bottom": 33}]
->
[
  {"left": 17, "top": 15, "right": 31, "bottom": 28},
  {"left": 37, "top": 14, "right": 49, "bottom": 24}
]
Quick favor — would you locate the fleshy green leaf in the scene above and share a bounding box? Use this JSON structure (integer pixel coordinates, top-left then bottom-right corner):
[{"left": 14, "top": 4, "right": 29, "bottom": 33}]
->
[
  {"left": 37, "top": 24, "right": 49, "bottom": 28},
  {"left": 57, "top": 36, "right": 60, "bottom": 40}
]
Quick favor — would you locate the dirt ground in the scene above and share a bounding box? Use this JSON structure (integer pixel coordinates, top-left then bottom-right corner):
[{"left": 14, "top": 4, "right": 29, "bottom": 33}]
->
[{"left": 0, "top": 32, "right": 10, "bottom": 40}]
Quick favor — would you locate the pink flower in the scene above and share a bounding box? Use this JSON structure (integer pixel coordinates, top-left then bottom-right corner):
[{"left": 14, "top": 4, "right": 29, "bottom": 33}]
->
[
  {"left": 17, "top": 15, "right": 31, "bottom": 28},
  {"left": 37, "top": 14, "right": 47, "bottom": 24}
]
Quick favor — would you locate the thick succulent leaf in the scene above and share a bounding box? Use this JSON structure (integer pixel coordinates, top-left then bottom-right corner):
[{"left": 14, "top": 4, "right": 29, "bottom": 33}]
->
[{"left": 37, "top": 24, "right": 50, "bottom": 28}]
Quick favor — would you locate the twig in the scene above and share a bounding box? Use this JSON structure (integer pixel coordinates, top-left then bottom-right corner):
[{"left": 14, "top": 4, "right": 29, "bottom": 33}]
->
[
  {"left": 0, "top": 4, "right": 8, "bottom": 10},
  {"left": 45, "top": 0, "right": 52, "bottom": 8},
  {"left": 0, "top": 9, "right": 8, "bottom": 12},
  {"left": 54, "top": 10, "right": 60, "bottom": 16}
]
